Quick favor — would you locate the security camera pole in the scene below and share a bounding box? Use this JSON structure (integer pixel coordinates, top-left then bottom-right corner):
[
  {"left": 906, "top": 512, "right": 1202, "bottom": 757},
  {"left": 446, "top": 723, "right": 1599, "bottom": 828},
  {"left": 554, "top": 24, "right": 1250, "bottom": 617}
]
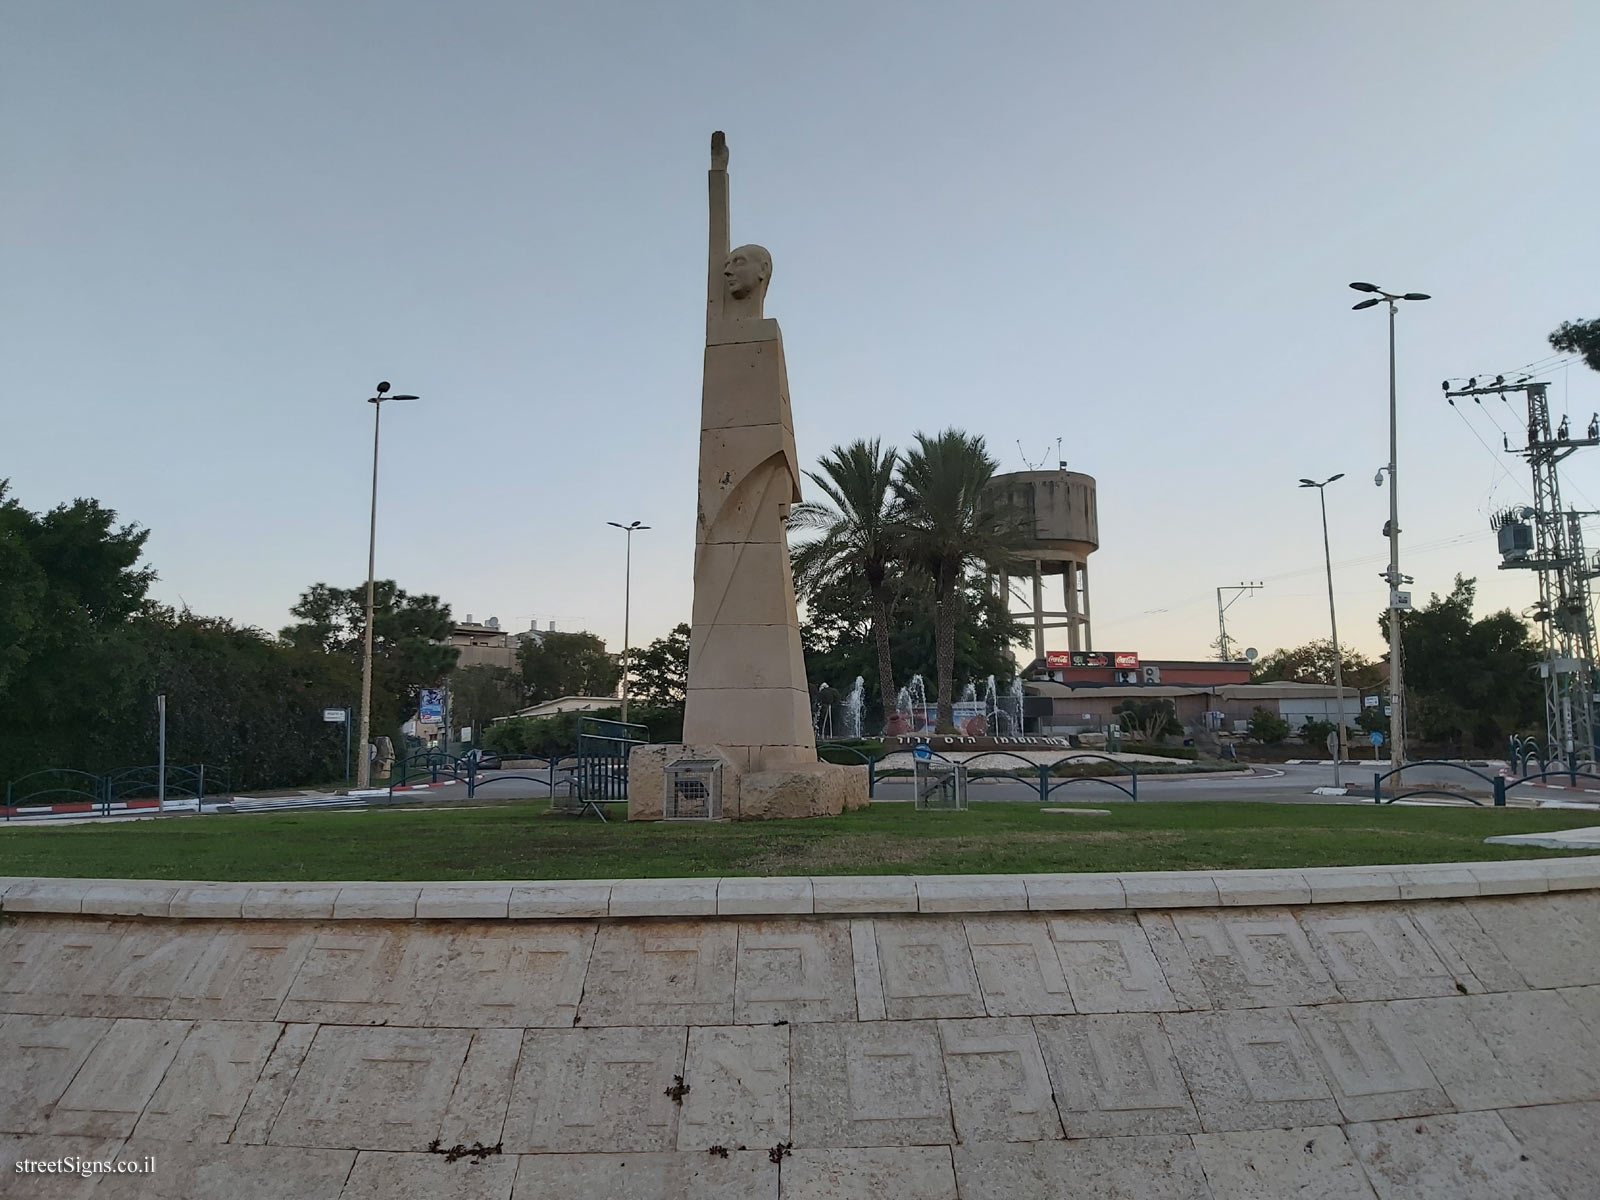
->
[
  {"left": 1350, "top": 283, "right": 1429, "bottom": 778},
  {"left": 357, "top": 381, "right": 419, "bottom": 788}
]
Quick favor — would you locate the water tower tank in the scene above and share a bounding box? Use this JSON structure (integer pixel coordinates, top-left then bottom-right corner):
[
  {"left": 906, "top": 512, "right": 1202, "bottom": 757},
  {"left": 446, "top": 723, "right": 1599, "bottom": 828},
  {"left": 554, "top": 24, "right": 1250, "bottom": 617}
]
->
[{"left": 986, "top": 471, "right": 1099, "bottom": 660}]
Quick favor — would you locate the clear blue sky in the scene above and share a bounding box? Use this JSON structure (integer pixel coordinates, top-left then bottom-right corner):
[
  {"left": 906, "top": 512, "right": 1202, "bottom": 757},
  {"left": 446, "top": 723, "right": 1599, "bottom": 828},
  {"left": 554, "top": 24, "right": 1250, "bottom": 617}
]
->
[{"left": 5, "top": 1, "right": 1596, "bottom": 668}]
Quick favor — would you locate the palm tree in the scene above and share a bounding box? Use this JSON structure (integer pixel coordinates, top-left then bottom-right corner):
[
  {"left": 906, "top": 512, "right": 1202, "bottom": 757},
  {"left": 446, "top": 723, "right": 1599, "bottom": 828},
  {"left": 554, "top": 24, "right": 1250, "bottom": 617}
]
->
[
  {"left": 789, "top": 439, "right": 902, "bottom": 729},
  {"left": 895, "top": 429, "right": 1025, "bottom": 732}
]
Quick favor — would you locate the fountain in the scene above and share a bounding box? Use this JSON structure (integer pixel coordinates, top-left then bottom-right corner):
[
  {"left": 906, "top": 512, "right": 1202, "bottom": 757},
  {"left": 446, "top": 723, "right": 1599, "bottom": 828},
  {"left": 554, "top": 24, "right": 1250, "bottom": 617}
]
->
[
  {"left": 840, "top": 676, "right": 864, "bottom": 740},
  {"left": 1008, "top": 675, "right": 1025, "bottom": 736},
  {"left": 958, "top": 682, "right": 977, "bottom": 703}
]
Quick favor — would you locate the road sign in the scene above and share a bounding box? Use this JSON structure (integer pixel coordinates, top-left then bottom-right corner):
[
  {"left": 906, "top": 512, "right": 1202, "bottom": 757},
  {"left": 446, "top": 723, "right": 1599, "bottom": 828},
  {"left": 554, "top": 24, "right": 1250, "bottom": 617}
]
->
[
  {"left": 1326, "top": 731, "right": 1340, "bottom": 758},
  {"left": 1363, "top": 695, "right": 1379, "bottom": 708},
  {"left": 323, "top": 708, "right": 347, "bottom": 723},
  {"left": 1369, "top": 730, "right": 1385, "bottom": 746},
  {"left": 913, "top": 743, "right": 933, "bottom": 762}
]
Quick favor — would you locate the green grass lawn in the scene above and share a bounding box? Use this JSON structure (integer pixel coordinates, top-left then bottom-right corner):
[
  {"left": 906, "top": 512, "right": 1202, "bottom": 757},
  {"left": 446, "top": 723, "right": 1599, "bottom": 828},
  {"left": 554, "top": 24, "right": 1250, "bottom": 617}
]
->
[{"left": 1, "top": 800, "right": 1597, "bottom": 881}]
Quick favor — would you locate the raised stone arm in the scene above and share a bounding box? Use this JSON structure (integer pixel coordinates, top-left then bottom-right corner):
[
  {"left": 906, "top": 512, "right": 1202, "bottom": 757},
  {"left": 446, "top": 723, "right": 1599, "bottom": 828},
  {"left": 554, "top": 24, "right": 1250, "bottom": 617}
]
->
[{"left": 708, "top": 132, "right": 730, "bottom": 324}]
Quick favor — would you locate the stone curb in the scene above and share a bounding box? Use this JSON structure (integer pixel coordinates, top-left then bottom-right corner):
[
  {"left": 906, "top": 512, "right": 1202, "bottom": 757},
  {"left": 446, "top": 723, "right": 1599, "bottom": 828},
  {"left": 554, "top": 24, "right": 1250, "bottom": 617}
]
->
[{"left": 3, "top": 857, "right": 1598, "bottom": 921}]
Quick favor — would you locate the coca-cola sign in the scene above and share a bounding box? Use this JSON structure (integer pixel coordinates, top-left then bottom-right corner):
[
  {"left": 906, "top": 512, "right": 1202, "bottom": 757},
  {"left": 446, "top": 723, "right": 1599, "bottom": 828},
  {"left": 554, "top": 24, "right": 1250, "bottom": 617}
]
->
[{"left": 1045, "top": 651, "right": 1140, "bottom": 669}]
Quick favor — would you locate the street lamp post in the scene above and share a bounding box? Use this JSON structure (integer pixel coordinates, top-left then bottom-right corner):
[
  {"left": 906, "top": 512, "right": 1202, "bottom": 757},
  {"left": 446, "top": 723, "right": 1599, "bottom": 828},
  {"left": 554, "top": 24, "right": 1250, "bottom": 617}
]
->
[
  {"left": 356, "top": 382, "right": 418, "bottom": 788},
  {"left": 607, "top": 520, "right": 650, "bottom": 724},
  {"left": 1299, "top": 474, "right": 1347, "bottom": 788},
  {"left": 1350, "top": 283, "right": 1428, "bottom": 779}
]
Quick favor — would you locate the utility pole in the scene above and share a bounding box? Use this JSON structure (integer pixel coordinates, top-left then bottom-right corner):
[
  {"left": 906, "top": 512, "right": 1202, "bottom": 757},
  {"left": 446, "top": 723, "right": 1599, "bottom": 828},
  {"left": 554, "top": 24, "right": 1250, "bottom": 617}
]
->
[
  {"left": 1351, "top": 283, "right": 1429, "bottom": 777},
  {"left": 1450, "top": 377, "right": 1600, "bottom": 771},
  {"left": 1216, "top": 582, "right": 1263, "bottom": 661}
]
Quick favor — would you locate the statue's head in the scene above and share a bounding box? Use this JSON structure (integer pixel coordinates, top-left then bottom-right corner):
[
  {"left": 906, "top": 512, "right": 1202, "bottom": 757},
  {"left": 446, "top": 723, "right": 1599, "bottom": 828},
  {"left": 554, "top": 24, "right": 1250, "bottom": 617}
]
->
[{"left": 724, "top": 244, "right": 771, "bottom": 303}]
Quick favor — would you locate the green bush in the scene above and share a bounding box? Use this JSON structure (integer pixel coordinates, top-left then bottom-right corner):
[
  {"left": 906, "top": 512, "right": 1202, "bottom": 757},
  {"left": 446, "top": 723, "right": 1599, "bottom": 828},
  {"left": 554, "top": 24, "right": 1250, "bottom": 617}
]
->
[
  {"left": 1247, "top": 706, "right": 1291, "bottom": 744},
  {"left": 1300, "top": 718, "right": 1339, "bottom": 750},
  {"left": 481, "top": 704, "right": 683, "bottom": 758},
  {"left": 1120, "top": 742, "right": 1198, "bottom": 760}
]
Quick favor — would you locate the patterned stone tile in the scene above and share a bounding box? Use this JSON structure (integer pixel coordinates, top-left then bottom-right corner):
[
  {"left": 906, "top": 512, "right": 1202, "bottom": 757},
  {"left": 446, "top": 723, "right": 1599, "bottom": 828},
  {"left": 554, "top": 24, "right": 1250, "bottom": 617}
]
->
[
  {"left": 339, "top": 1150, "right": 517, "bottom": 1199},
  {"left": 871, "top": 918, "right": 983, "bottom": 1019},
  {"left": 1348, "top": 1111, "right": 1560, "bottom": 1200},
  {"left": 430, "top": 923, "right": 594, "bottom": 1027},
  {"left": 49, "top": 1018, "right": 189, "bottom": 1137},
  {"left": 0, "top": 919, "right": 130, "bottom": 1016},
  {"left": 1393, "top": 991, "right": 1600, "bottom": 1109},
  {"left": 268, "top": 1025, "right": 473, "bottom": 1149},
  {"left": 502, "top": 1026, "right": 687, "bottom": 1153},
  {"left": 436, "top": 1027, "right": 522, "bottom": 1149},
  {"left": 1469, "top": 892, "right": 1600, "bottom": 988},
  {"left": 1192, "top": 1125, "right": 1377, "bottom": 1200},
  {"left": 133, "top": 1019, "right": 283, "bottom": 1142},
  {"left": 952, "top": 1135, "right": 1212, "bottom": 1199},
  {"left": 510, "top": 1151, "right": 775, "bottom": 1199},
  {"left": 1033, "top": 1012, "right": 1199, "bottom": 1138},
  {"left": 678, "top": 1024, "right": 789, "bottom": 1150},
  {"left": 1298, "top": 907, "right": 1461, "bottom": 1001},
  {"left": 1404, "top": 899, "right": 1527, "bottom": 993},
  {"left": 1167, "top": 910, "right": 1340, "bottom": 1009},
  {"left": 962, "top": 916, "right": 1075, "bottom": 1016},
  {"left": 230, "top": 1023, "right": 317, "bottom": 1144},
  {"left": 1162, "top": 1008, "right": 1340, "bottom": 1132},
  {"left": 1049, "top": 913, "right": 1177, "bottom": 1012},
  {"left": 1290, "top": 1003, "right": 1448, "bottom": 1122},
  {"left": 69, "top": 924, "right": 215, "bottom": 1018},
  {"left": 782, "top": 1147, "right": 957, "bottom": 1199},
  {"left": 1135, "top": 912, "right": 1211, "bottom": 1010},
  {"left": 938, "top": 1016, "right": 1062, "bottom": 1143},
  {"left": 1497, "top": 1101, "right": 1600, "bottom": 1200},
  {"left": 576, "top": 922, "right": 736, "bottom": 1026},
  {"left": 0, "top": 1013, "right": 111, "bottom": 1132},
  {"left": 734, "top": 920, "right": 855, "bottom": 1024},
  {"left": 790, "top": 1020, "right": 952, "bottom": 1148},
  {"left": 95, "top": 1137, "right": 354, "bottom": 1199},
  {"left": 849, "top": 919, "right": 887, "bottom": 1022},
  {"left": 168, "top": 925, "right": 316, "bottom": 1021},
  {"left": 277, "top": 926, "right": 455, "bottom": 1026}
]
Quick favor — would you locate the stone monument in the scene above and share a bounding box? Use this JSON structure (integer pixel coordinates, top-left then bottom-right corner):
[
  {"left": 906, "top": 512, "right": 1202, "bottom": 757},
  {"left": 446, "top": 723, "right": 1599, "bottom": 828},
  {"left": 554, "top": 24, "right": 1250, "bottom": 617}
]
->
[{"left": 628, "top": 133, "right": 867, "bottom": 820}]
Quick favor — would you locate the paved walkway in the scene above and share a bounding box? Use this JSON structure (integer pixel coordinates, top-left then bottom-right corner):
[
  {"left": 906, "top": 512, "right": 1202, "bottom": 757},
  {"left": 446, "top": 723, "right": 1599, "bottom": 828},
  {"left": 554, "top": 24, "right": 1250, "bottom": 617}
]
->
[{"left": 3, "top": 861, "right": 1600, "bottom": 1197}]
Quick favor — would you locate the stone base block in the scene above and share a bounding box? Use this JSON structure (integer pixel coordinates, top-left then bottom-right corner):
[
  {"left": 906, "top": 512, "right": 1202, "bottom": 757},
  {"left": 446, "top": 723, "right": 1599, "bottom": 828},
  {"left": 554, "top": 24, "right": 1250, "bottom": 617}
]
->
[
  {"left": 736, "top": 761, "right": 868, "bottom": 820},
  {"left": 626, "top": 744, "right": 742, "bottom": 822},
  {"left": 626, "top": 746, "right": 867, "bottom": 821}
]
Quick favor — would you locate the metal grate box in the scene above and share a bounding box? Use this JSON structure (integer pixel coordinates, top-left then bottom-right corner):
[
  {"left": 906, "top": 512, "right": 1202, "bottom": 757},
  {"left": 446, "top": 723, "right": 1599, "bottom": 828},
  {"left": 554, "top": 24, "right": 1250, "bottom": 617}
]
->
[
  {"left": 665, "top": 758, "right": 724, "bottom": 820},
  {"left": 914, "top": 760, "right": 967, "bottom": 810}
]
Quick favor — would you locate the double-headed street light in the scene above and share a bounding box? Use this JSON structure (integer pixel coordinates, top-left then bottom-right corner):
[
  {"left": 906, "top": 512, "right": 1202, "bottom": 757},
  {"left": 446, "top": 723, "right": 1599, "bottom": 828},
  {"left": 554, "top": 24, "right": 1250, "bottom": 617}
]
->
[
  {"left": 1299, "top": 473, "right": 1347, "bottom": 787},
  {"left": 1350, "top": 282, "right": 1428, "bottom": 778},
  {"left": 357, "top": 381, "right": 418, "bottom": 788},
  {"left": 607, "top": 520, "right": 650, "bottom": 724}
]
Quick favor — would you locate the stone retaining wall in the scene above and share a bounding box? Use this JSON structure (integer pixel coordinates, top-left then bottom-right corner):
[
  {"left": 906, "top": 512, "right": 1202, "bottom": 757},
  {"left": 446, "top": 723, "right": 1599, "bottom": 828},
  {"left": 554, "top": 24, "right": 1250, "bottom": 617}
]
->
[{"left": 3, "top": 861, "right": 1599, "bottom": 1198}]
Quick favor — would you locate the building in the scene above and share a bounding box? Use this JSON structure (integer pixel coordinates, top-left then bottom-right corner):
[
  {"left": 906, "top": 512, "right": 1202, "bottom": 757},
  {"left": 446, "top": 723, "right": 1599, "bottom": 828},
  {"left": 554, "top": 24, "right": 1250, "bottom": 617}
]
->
[
  {"left": 449, "top": 616, "right": 555, "bottom": 671},
  {"left": 1029, "top": 678, "right": 1361, "bottom": 735},
  {"left": 1036, "top": 653, "right": 1252, "bottom": 688},
  {"left": 500, "top": 695, "right": 620, "bottom": 721}
]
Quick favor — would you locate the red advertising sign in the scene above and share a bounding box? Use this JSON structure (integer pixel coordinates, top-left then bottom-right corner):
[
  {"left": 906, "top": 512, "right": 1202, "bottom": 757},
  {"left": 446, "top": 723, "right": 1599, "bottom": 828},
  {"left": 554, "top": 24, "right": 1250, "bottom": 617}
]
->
[{"left": 1047, "top": 651, "right": 1140, "bottom": 670}]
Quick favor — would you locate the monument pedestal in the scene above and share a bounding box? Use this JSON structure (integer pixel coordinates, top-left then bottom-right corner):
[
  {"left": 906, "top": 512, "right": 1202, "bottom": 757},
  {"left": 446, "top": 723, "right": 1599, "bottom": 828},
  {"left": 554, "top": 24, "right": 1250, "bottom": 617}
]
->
[{"left": 626, "top": 744, "right": 867, "bottom": 821}]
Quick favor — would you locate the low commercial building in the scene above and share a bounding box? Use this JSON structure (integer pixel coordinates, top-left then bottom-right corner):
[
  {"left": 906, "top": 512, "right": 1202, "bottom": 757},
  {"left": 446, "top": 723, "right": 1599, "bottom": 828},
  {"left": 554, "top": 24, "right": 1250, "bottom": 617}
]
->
[{"left": 1029, "top": 679, "right": 1361, "bottom": 735}]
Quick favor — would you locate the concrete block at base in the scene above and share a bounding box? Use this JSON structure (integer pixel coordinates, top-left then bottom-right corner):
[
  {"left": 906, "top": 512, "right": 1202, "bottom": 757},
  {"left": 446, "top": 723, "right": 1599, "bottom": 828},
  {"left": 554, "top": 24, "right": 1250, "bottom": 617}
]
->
[
  {"left": 736, "top": 761, "right": 868, "bottom": 819},
  {"left": 626, "top": 744, "right": 741, "bottom": 821}
]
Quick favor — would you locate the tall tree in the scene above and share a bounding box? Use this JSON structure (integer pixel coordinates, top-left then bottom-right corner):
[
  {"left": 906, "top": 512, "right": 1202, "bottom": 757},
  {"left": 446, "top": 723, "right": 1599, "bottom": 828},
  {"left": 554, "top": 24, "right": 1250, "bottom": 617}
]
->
[
  {"left": 894, "top": 429, "right": 1025, "bottom": 730},
  {"left": 517, "top": 630, "right": 621, "bottom": 703},
  {"left": 630, "top": 623, "right": 690, "bottom": 706},
  {"left": 1251, "top": 640, "right": 1384, "bottom": 693},
  {"left": 1383, "top": 575, "right": 1542, "bottom": 750},
  {"left": 448, "top": 665, "right": 523, "bottom": 739},
  {"left": 1549, "top": 318, "right": 1600, "bottom": 373},
  {"left": 790, "top": 439, "right": 902, "bottom": 729},
  {"left": 280, "top": 581, "right": 456, "bottom": 727}
]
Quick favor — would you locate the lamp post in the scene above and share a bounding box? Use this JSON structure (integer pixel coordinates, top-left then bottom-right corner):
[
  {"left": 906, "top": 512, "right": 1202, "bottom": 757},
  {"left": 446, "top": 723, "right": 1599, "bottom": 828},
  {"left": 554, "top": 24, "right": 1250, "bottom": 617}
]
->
[
  {"left": 607, "top": 520, "right": 650, "bottom": 724},
  {"left": 356, "top": 382, "right": 418, "bottom": 788},
  {"left": 1299, "top": 474, "right": 1347, "bottom": 787},
  {"left": 1350, "top": 283, "right": 1428, "bottom": 779}
]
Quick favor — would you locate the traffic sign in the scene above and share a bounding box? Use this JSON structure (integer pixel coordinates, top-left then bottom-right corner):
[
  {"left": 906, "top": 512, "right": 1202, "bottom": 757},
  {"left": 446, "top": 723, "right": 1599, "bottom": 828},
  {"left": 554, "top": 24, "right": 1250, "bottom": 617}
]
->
[
  {"left": 1369, "top": 730, "right": 1385, "bottom": 747},
  {"left": 323, "top": 708, "right": 347, "bottom": 723},
  {"left": 913, "top": 743, "right": 933, "bottom": 761}
]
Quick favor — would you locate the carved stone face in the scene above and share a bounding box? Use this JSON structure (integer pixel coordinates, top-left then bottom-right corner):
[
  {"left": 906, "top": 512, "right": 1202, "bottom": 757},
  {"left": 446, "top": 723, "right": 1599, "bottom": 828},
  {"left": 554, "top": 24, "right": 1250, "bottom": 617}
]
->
[{"left": 724, "top": 245, "right": 770, "bottom": 300}]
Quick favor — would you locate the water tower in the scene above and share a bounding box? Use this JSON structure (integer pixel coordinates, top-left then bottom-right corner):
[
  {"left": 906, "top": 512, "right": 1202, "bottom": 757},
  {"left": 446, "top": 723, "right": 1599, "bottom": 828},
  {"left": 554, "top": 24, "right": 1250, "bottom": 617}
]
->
[{"left": 987, "top": 470, "right": 1099, "bottom": 660}]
